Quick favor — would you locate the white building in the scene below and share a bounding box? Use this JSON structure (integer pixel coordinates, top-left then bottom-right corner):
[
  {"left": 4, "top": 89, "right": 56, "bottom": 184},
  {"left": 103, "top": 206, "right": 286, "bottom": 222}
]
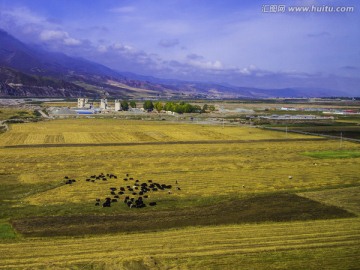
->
[
  {"left": 114, "top": 100, "right": 122, "bottom": 111},
  {"left": 280, "top": 107, "right": 296, "bottom": 111},
  {"left": 100, "top": 99, "right": 108, "bottom": 110},
  {"left": 77, "top": 98, "right": 88, "bottom": 108}
]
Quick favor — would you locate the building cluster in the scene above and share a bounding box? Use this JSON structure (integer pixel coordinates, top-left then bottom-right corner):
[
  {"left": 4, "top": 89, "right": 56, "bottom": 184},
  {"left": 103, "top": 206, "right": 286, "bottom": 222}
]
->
[
  {"left": 77, "top": 98, "right": 92, "bottom": 109},
  {"left": 77, "top": 98, "right": 123, "bottom": 111}
]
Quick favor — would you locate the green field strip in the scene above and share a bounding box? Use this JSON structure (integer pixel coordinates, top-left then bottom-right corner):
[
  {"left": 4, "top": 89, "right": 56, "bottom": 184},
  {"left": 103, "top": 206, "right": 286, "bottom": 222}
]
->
[{"left": 303, "top": 150, "right": 360, "bottom": 159}]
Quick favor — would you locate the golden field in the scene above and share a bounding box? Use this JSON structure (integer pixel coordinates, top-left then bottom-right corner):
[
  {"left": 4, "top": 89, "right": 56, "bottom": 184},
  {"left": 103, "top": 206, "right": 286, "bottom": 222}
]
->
[
  {"left": 0, "top": 119, "right": 358, "bottom": 206},
  {"left": 0, "top": 118, "right": 359, "bottom": 269},
  {"left": 0, "top": 118, "right": 313, "bottom": 146},
  {"left": 1, "top": 218, "right": 359, "bottom": 269}
]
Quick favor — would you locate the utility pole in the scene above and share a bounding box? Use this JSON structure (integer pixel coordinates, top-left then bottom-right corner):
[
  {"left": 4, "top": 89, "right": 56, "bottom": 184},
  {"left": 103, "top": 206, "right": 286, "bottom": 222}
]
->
[{"left": 286, "top": 126, "right": 288, "bottom": 138}]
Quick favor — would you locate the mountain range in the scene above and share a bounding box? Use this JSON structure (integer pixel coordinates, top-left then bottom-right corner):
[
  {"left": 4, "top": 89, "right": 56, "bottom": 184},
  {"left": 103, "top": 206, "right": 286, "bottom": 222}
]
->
[{"left": 0, "top": 29, "right": 354, "bottom": 99}]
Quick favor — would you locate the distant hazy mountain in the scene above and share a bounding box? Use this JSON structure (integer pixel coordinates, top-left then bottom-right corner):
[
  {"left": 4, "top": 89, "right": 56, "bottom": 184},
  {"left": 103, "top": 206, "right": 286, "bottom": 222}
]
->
[
  {"left": 0, "top": 29, "right": 175, "bottom": 97},
  {"left": 0, "top": 29, "right": 351, "bottom": 98},
  {"left": 0, "top": 67, "right": 85, "bottom": 97},
  {"left": 0, "top": 29, "right": 124, "bottom": 79}
]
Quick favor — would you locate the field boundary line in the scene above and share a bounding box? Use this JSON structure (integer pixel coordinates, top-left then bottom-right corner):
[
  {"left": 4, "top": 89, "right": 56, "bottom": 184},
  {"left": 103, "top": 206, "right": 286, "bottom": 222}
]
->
[{"left": 1, "top": 138, "right": 327, "bottom": 149}]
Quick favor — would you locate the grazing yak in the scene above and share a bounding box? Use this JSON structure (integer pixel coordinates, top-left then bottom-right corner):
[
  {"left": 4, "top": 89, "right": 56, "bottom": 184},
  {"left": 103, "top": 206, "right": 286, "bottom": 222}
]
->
[
  {"left": 84, "top": 172, "right": 181, "bottom": 209},
  {"left": 65, "top": 179, "right": 76, "bottom": 184},
  {"left": 103, "top": 201, "right": 111, "bottom": 207}
]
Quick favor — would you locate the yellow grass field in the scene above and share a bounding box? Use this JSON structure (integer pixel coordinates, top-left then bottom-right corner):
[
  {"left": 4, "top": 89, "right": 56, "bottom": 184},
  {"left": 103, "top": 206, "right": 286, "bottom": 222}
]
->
[
  {"left": 0, "top": 119, "right": 357, "bottom": 206},
  {"left": 299, "top": 186, "right": 360, "bottom": 215},
  {"left": 0, "top": 218, "right": 359, "bottom": 269},
  {"left": 0, "top": 118, "right": 316, "bottom": 146},
  {"left": 0, "top": 119, "right": 359, "bottom": 269}
]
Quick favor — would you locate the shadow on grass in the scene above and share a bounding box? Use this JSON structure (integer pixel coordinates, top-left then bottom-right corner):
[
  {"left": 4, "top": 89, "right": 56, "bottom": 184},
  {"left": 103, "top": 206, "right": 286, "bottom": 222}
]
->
[{"left": 11, "top": 193, "right": 354, "bottom": 237}]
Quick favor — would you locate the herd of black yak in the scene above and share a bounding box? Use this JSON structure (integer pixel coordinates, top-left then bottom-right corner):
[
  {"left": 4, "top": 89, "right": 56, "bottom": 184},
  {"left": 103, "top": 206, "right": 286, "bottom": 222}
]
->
[{"left": 64, "top": 173, "right": 181, "bottom": 209}]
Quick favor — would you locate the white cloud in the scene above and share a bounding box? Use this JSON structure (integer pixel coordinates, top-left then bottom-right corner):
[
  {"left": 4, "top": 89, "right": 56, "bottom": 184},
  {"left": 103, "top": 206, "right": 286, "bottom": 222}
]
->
[
  {"left": 64, "top": 37, "right": 81, "bottom": 46},
  {"left": 112, "top": 43, "right": 134, "bottom": 52},
  {"left": 188, "top": 59, "right": 223, "bottom": 70},
  {"left": 40, "top": 30, "right": 81, "bottom": 46},
  {"left": 97, "top": 45, "right": 108, "bottom": 53},
  {"left": 40, "top": 30, "right": 67, "bottom": 41},
  {"left": 238, "top": 65, "right": 258, "bottom": 75},
  {"left": 1, "top": 6, "right": 46, "bottom": 26}
]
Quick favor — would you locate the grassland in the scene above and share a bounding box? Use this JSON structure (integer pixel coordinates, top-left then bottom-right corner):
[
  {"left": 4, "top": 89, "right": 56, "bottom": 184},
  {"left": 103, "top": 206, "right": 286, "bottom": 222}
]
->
[
  {"left": 0, "top": 118, "right": 359, "bottom": 269},
  {"left": 0, "top": 118, "right": 317, "bottom": 146},
  {"left": 298, "top": 186, "right": 360, "bottom": 216},
  {"left": 303, "top": 150, "right": 360, "bottom": 159},
  {"left": 0, "top": 108, "right": 37, "bottom": 121},
  {"left": 1, "top": 219, "right": 359, "bottom": 269}
]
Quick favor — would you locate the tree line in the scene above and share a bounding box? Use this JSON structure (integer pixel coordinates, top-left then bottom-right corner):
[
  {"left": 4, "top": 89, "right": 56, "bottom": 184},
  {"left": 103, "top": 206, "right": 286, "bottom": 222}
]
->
[
  {"left": 115, "top": 100, "right": 215, "bottom": 114},
  {"left": 117, "top": 100, "right": 136, "bottom": 111},
  {"left": 143, "top": 101, "right": 215, "bottom": 114}
]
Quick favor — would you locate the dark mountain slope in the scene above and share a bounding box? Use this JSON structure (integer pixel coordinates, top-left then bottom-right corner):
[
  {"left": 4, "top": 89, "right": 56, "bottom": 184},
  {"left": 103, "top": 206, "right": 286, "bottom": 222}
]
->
[{"left": 0, "top": 29, "right": 351, "bottom": 98}]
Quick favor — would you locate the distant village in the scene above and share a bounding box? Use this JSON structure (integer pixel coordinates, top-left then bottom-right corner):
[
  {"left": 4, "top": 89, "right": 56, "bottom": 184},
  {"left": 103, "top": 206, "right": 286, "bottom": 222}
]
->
[
  {"left": 43, "top": 98, "right": 360, "bottom": 120},
  {"left": 76, "top": 98, "right": 135, "bottom": 112},
  {"left": 49, "top": 98, "right": 145, "bottom": 116}
]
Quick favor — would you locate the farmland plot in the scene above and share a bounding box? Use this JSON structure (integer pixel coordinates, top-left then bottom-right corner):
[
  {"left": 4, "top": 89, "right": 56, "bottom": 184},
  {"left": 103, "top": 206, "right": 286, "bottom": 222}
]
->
[
  {"left": 0, "top": 118, "right": 317, "bottom": 146},
  {"left": 0, "top": 140, "right": 356, "bottom": 208},
  {"left": 1, "top": 218, "right": 359, "bottom": 269},
  {"left": 0, "top": 119, "right": 359, "bottom": 269}
]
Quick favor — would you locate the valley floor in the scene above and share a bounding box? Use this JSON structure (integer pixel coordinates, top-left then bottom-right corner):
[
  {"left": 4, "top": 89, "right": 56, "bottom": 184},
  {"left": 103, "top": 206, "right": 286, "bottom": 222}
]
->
[{"left": 0, "top": 118, "right": 359, "bottom": 269}]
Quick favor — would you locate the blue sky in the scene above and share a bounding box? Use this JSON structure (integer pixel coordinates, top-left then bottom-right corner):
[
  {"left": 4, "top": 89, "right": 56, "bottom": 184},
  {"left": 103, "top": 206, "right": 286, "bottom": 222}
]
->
[{"left": 0, "top": 0, "right": 359, "bottom": 92}]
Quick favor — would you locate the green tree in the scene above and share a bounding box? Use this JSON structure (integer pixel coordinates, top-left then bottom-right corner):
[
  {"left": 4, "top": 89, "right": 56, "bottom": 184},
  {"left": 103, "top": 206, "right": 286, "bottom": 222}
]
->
[
  {"left": 143, "top": 100, "right": 154, "bottom": 111},
  {"left": 121, "top": 100, "right": 129, "bottom": 111},
  {"left": 193, "top": 105, "right": 202, "bottom": 113},
  {"left": 202, "top": 104, "right": 208, "bottom": 112},
  {"left": 183, "top": 103, "right": 193, "bottom": 113},
  {"left": 129, "top": 101, "right": 136, "bottom": 108},
  {"left": 208, "top": 105, "right": 216, "bottom": 111},
  {"left": 174, "top": 104, "right": 184, "bottom": 114},
  {"left": 164, "top": 102, "right": 175, "bottom": 111},
  {"left": 154, "top": 101, "right": 163, "bottom": 112}
]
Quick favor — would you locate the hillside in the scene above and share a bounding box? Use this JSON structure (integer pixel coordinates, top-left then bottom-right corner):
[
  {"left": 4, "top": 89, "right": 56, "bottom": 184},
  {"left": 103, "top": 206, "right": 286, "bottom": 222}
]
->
[
  {"left": 0, "top": 67, "right": 86, "bottom": 97},
  {"left": 0, "top": 29, "right": 352, "bottom": 98}
]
